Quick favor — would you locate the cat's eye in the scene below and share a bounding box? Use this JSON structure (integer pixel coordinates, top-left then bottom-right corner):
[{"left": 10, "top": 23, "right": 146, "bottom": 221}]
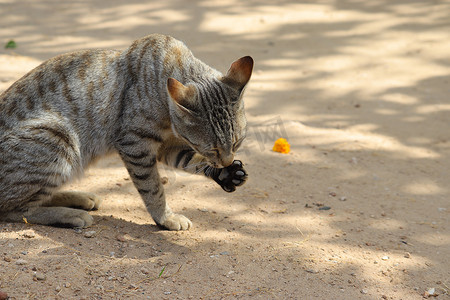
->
[{"left": 206, "top": 149, "right": 220, "bottom": 157}]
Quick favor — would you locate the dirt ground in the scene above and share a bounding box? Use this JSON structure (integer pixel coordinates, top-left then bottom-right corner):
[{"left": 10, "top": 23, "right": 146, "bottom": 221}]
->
[{"left": 0, "top": 1, "right": 449, "bottom": 299}]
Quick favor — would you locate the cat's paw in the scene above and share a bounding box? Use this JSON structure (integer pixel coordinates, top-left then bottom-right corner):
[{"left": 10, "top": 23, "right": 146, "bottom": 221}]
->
[
  {"left": 217, "top": 160, "right": 248, "bottom": 193},
  {"left": 27, "top": 207, "right": 94, "bottom": 228},
  {"left": 78, "top": 192, "right": 102, "bottom": 210},
  {"left": 160, "top": 213, "right": 192, "bottom": 231},
  {"left": 50, "top": 191, "right": 102, "bottom": 211},
  {"left": 63, "top": 210, "right": 94, "bottom": 228}
]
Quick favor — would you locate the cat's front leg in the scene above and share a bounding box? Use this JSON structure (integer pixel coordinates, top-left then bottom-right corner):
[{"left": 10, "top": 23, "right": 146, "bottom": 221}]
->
[
  {"left": 209, "top": 160, "right": 248, "bottom": 192},
  {"left": 118, "top": 147, "right": 191, "bottom": 230},
  {"left": 158, "top": 145, "right": 248, "bottom": 192}
]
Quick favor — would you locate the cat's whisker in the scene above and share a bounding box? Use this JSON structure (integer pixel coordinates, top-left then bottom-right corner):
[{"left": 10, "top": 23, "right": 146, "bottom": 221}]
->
[
  {"left": 183, "top": 161, "right": 206, "bottom": 171},
  {"left": 194, "top": 164, "right": 209, "bottom": 175},
  {"left": 205, "top": 166, "right": 214, "bottom": 177}
]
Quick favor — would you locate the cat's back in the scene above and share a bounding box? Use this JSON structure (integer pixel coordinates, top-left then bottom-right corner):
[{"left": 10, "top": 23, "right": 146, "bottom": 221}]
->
[
  {"left": 0, "top": 49, "right": 122, "bottom": 131},
  {"left": 123, "top": 34, "right": 218, "bottom": 83}
]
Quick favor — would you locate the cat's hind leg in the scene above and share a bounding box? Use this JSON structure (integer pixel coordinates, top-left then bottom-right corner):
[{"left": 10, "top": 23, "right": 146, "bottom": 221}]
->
[
  {"left": 4, "top": 207, "right": 93, "bottom": 228},
  {"left": 1, "top": 187, "right": 95, "bottom": 228},
  {"left": 0, "top": 120, "right": 93, "bottom": 228},
  {"left": 44, "top": 191, "right": 102, "bottom": 211}
]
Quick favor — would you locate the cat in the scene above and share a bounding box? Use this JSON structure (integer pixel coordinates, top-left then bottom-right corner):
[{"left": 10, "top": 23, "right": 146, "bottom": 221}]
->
[{"left": 0, "top": 34, "right": 252, "bottom": 230}]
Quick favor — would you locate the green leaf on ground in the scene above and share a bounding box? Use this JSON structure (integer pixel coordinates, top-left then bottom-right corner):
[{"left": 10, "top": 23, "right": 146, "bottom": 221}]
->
[
  {"left": 158, "top": 266, "right": 166, "bottom": 278},
  {"left": 5, "top": 40, "right": 17, "bottom": 49}
]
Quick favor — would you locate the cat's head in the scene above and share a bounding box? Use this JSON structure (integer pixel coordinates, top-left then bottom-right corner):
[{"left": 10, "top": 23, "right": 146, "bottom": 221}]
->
[{"left": 167, "top": 56, "right": 253, "bottom": 168}]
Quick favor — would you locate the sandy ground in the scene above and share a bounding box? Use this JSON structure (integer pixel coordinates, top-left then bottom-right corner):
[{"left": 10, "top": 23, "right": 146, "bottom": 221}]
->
[{"left": 0, "top": 0, "right": 449, "bottom": 299}]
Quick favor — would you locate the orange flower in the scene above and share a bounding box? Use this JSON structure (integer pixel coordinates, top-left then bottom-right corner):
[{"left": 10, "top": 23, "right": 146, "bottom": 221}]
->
[{"left": 273, "top": 138, "right": 290, "bottom": 154}]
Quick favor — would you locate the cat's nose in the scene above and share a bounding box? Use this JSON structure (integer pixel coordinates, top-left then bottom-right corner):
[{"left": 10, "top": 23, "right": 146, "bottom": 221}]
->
[{"left": 220, "top": 154, "right": 234, "bottom": 167}]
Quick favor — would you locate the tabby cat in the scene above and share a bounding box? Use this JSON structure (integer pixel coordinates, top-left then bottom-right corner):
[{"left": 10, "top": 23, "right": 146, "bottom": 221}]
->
[{"left": 0, "top": 34, "right": 252, "bottom": 230}]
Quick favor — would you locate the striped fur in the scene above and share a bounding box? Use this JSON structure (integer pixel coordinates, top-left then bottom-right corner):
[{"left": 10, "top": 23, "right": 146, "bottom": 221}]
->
[{"left": 0, "top": 34, "right": 253, "bottom": 230}]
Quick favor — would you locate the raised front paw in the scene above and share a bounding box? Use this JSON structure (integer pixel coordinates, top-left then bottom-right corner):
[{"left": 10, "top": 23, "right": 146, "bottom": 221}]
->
[
  {"left": 216, "top": 160, "right": 248, "bottom": 193},
  {"left": 160, "top": 213, "right": 192, "bottom": 231}
]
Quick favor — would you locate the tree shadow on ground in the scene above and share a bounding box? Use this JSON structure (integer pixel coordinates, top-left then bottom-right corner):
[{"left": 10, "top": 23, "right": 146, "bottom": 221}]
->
[{"left": 1, "top": 0, "right": 449, "bottom": 298}]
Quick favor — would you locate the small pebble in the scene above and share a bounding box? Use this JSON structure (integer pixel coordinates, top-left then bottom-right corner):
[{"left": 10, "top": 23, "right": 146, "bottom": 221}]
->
[
  {"left": 74, "top": 228, "right": 83, "bottom": 234},
  {"left": 339, "top": 196, "right": 347, "bottom": 201},
  {"left": 116, "top": 234, "right": 126, "bottom": 242},
  {"left": 361, "top": 289, "right": 368, "bottom": 294},
  {"left": 83, "top": 231, "right": 96, "bottom": 238},
  {"left": 141, "top": 267, "right": 150, "bottom": 275},
  {"left": 318, "top": 206, "right": 331, "bottom": 211},
  {"left": 0, "top": 291, "right": 8, "bottom": 300},
  {"left": 220, "top": 251, "right": 229, "bottom": 256},
  {"left": 22, "top": 231, "right": 36, "bottom": 238},
  {"left": 306, "top": 269, "right": 319, "bottom": 274},
  {"left": 15, "top": 258, "right": 28, "bottom": 265},
  {"left": 55, "top": 286, "right": 62, "bottom": 292},
  {"left": 427, "top": 287, "right": 436, "bottom": 295},
  {"left": 404, "top": 252, "right": 411, "bottom": 258},
  {"left": 34, "top": 272, "right": 46, "bottom": 281},
  {"left": 21, "top": 251, "right": 27, "bottom": 255},
  {"left": 109, "top": 252, "right": 115, "bottom": 257},
  {"left": 164, "top": 291, "right": 172, "bottom": 295},
  {"left": 3, "top": 257, "right": 11, "bottom": 262},
  {"left": 381, "top": 256, "right": 389, "bottom": 260},
  {"left": 161, "top": 177, "right": 169, "bottom": 185}
]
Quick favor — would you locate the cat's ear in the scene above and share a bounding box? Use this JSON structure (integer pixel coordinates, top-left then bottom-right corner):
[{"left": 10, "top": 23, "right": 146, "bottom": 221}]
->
[
  {"left": 167, "top": 78, "right": 196, "bottom": 114},
  {"left": 222, "top": 56, "right": 254, "bottom": 92}
]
